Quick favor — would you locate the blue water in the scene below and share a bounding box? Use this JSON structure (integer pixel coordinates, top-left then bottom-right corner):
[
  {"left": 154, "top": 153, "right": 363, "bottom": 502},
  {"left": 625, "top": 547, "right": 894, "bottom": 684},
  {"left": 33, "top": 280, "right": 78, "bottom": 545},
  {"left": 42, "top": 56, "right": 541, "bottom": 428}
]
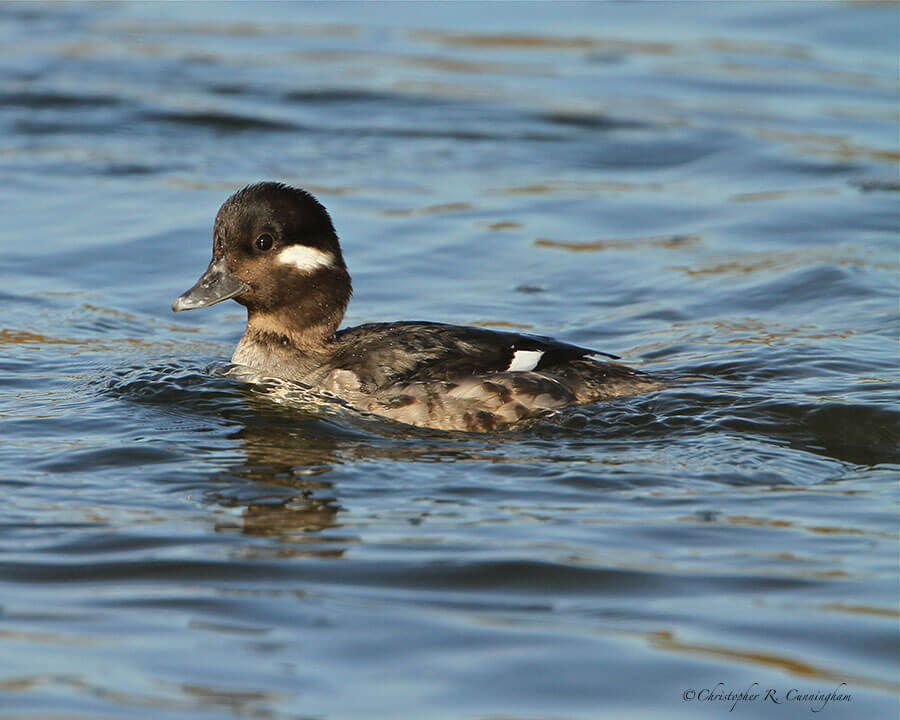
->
[{"left": 1, "top": 2, "right": 898, "bottom": 718}]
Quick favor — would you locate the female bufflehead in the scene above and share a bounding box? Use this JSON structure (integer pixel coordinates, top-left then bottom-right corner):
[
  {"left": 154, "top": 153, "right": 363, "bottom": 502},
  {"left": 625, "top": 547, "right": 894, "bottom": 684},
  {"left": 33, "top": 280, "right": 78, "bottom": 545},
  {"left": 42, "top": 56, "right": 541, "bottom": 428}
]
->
[{"left": 173, "top": 182, "right": 662, "bottom": 431}]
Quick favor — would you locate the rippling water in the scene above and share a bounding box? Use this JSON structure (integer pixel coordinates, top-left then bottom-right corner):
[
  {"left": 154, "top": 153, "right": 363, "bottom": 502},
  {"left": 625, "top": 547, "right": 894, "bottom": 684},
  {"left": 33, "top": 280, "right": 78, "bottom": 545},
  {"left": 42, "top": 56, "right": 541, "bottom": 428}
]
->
[{"left": 1, "top": 2, "right": 898, "bottom": 718}]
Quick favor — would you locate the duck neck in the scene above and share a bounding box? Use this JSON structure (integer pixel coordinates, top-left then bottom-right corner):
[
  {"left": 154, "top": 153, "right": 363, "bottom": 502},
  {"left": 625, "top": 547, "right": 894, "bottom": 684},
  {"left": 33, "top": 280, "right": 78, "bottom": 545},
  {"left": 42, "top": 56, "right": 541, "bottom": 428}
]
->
[
  {"left": 230, "top": 264, "right": 352, "bottom": 376},
  {"left": 231, "top": 312, "right": 337, "bottom": 381},
  {"left": 245, "top": 311, "right": 337, "bottom": 352}
]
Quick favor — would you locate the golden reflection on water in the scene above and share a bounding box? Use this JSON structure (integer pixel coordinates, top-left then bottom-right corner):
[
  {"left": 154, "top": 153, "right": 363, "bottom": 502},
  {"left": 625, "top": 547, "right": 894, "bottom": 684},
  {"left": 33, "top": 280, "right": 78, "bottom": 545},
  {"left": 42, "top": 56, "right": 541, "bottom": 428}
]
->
[
  {"left": 756, "top": 128, "right": 900, "bottom": 163},
  {"left": 484, "top": 221, "right": 522, "bottom": 230},
  {"left": 680, "top": 59, "right": 886, "bottom": 90},
  {"left": 282, "top": 48, "right": 550, "bottom": 77},
  {"left": 677, "top": 512, "right": 897, "bottom": 542},
  {"left": 469, "top": 319, "right": 534, "bottom": 329},
  {"left": 821, "top": 603, "right": 900, "bottom": 619},
  {"left": 0, "top": 328, "right": 220, "bottom": 356},
  {"left": 730, "top": 187, "right": 839, "bottom": 203},
  {"left": 0, "top": 329, "right": 79, "bottom": 346},
  {"left": 410, "top": 30, "right": 598, "bottom": 50},
  {"left": 0, "top": 676, "right": 42, "bottom": 692},
  {"left": 648, "top": 630, "right": 900, "bottom": 693},
  {"left": 178, "top": 682, "right": 282, "bottom": 713},
  {"left": 627, "top": 317, "right": 859, "bottom": 354},
  {"left": 0, "top": 628, "right": 102, "bottom": 647},
  {"left": 411, "top": 30, "right": 676, "bottom": 56},
  {"left": 668, "top": 246, "right": 895, "bottom": 278},
  {"left": 1, "top": 672, "right": 269, "bottom": 715},
  {"left": 492, "top": 180, "right": 665, "bottom": 195},
  {"left": 703, "top": 37, "right": 811, "bottom": 59},
  {"left": 535, "top": 234, "right": 700, "bottom": 252},
  {"left": 381, "top": 201, "right": 474, "bottom": 217},
  {"left": 106, "top": 19, "right": 361, "bottom": 39}
]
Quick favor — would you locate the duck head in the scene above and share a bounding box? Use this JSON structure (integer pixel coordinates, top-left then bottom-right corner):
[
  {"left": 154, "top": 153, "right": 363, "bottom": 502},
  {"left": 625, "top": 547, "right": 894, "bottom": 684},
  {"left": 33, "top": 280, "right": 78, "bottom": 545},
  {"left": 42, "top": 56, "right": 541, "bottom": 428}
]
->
[{"left": 173, "top": 182, "right": 352, "bottom": 345}]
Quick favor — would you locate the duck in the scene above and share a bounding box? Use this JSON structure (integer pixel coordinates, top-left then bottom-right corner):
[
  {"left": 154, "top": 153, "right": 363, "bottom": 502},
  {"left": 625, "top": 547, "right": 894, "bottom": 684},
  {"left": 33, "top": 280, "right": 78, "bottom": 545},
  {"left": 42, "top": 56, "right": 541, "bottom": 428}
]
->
[{"left": 172, "top": 182, "right": 663, "bottom": 432}]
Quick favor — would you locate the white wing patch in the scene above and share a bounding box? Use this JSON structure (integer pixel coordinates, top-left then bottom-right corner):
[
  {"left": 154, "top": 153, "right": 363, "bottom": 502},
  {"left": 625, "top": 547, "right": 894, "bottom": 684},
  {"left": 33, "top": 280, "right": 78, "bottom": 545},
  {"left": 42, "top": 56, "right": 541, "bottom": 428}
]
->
[
  {"left": 507, "top": 349, "right": 544, "bottom": 372},
  {"left": 277, "top": 245, "right": 334, "bottom": 272}
]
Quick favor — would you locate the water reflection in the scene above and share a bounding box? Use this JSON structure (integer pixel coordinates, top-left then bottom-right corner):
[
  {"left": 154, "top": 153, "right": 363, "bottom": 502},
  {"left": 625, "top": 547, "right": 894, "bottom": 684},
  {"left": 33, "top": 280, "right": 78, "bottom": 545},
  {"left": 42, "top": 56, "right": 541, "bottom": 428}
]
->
[
  {"left": 649, "top": 630, "right": 900, "bottom": 693},
  {"left": 194, "top": 385, "right": 349, "bottom": 550},
  {"left": 535, "top": 233, "right": 700, "bottom": 252}
]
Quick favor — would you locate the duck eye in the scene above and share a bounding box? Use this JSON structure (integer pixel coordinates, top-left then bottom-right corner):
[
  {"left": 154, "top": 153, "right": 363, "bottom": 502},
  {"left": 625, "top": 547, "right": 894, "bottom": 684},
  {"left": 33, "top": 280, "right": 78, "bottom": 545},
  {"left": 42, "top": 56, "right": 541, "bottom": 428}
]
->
[{"left": 255, "top": 233, "right": 274, "bottom": 251}]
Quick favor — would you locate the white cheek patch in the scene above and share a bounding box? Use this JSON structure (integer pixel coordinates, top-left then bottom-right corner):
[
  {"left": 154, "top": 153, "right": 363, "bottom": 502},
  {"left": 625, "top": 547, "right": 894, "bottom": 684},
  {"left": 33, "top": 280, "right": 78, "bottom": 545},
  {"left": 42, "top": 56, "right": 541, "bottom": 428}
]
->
[
  {"left": 507, "top": 349, "right": 544, "bottom": 372},
  {"left": 277, "top": 245, "right": 334, "bottom": 273}
]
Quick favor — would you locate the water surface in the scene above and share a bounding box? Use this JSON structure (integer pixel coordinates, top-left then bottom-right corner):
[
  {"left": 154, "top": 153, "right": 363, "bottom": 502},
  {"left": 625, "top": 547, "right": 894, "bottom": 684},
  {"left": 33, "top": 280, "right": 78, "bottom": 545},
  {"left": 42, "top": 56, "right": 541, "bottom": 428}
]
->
[{"left": 1, "top": 2, "right": 898, "bottom": 718}]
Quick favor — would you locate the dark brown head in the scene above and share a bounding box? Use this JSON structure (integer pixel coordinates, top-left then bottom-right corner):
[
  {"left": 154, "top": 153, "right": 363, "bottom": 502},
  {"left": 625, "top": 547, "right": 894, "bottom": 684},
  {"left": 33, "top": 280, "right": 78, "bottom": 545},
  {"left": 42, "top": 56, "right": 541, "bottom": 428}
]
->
[{"left": 173, "top": 182, "right": 352, "bottom": 344}]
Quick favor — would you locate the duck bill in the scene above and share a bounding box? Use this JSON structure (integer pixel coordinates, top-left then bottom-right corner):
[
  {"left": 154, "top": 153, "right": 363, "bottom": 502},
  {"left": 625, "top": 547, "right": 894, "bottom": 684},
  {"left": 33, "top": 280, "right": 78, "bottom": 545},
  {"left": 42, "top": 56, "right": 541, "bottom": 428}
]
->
[{"left": 172, "top": 256, "right": 250, "bottom": 312}]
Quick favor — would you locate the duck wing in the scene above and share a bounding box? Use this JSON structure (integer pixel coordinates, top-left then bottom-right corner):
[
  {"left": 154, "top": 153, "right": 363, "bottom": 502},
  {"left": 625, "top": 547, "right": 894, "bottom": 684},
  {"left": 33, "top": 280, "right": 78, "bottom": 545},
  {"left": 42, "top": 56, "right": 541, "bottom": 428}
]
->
[{"left": 330, "top": 321, "right": 619, "bottom": 391}]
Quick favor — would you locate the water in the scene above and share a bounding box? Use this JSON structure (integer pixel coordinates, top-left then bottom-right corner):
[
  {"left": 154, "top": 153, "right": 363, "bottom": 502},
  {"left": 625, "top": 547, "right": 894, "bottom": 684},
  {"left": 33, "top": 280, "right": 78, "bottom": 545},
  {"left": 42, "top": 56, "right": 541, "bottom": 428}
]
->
[{"left": 1, "top": 2, "right": 898, "bottom": 718}]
